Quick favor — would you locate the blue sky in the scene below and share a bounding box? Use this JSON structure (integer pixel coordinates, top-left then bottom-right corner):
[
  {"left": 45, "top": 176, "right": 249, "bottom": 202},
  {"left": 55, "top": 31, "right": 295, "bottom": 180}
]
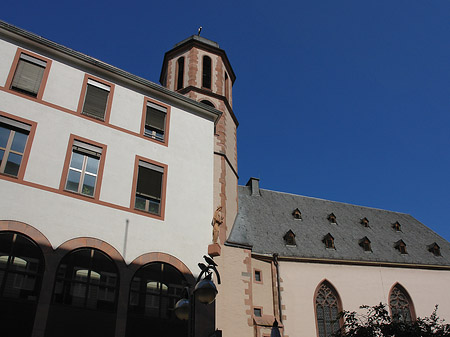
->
[{"left": 3, "top": 1, "right": 450, "bottom": 241}]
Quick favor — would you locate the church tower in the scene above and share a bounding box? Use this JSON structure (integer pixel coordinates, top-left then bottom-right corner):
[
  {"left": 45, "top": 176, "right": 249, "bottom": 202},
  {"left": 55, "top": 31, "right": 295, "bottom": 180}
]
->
[
  {"left": 160, "top": 35, "right": 238, "bottom": 246},
  {"left": 161, "top": 35, "right": 249, "bottom": 337}
]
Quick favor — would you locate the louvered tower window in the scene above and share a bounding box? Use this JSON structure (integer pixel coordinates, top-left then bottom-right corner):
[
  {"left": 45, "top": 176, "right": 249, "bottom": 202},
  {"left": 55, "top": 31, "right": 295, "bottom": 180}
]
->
[
  {"left": 202, "top": 55, "right": 212, "bottom": 89},
  {"left": 176, "top": 57, "right": 184, "bottom": 90}
]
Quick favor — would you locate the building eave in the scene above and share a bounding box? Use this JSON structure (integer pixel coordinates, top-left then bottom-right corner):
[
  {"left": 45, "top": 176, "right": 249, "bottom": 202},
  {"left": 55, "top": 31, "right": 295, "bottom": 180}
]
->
[{"left": 0, "top": 20, "right": 222, "bottom": 125}]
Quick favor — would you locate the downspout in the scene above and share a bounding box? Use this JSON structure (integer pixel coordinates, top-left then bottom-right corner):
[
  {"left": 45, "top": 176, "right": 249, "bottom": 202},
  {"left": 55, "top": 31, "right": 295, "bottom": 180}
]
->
[{"left": 273, "top": 253, "right": 282, "bottom": 324}]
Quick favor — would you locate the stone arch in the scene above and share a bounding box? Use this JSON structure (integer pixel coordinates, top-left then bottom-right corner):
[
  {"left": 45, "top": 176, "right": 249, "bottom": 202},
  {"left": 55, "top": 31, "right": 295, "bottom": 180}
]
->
[
  {"left": 129, "top": 251, "right": 194, "bottom": 285},
  {"left": 0, "top": 220, "right": 53, "bottom": 255},
  {"left": 55, "top": 236, "right": 125, "bottom": 267}
]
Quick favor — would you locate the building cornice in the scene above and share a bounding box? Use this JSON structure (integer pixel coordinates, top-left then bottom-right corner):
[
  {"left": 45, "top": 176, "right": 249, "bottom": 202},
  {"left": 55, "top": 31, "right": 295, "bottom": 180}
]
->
[
  {"left": 0, "top": 20, "right": 222, "bottom": 124},
  {"left": 250, "top": 252, "right": 450, "bottom": 271}
]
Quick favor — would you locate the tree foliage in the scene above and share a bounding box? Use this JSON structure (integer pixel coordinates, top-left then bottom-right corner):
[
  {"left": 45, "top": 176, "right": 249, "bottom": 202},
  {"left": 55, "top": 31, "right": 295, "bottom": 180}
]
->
[{"left": 333, "top": 303, "right": 450, "bottom": 337}]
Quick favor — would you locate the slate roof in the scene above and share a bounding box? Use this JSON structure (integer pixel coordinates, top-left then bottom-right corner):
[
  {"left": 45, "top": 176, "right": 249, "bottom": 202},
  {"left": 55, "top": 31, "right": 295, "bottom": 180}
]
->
[{"left": 228, "top": 182, "right": 450, "bottom": 267}]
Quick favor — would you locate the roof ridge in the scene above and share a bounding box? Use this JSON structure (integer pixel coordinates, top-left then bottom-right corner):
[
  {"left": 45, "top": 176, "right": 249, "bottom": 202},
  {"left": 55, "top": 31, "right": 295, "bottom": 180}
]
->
[{"left": 239, "top": 184, "right": 411, "bottom": 216}]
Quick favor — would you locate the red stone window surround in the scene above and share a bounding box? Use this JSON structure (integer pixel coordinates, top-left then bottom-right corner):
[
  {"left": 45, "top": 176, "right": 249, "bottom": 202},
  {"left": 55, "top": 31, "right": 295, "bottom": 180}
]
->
[
  {"left": 5, "top": 48, "right": 52, "bottom": 101},
  {"left": 130, "top": 155, "right": 168, "bottom": 221},
  {"left": 76, "top": 74, "right": 115, "bottom": 124},
  {"left": 140, "top": 97, "right": 171, "bottom": 147},
  {"left": 59, "top": 134, "right": 107, "bottom": 201},
  {"left": 0, "top": 111, "right": 37, "bottom": 181},
  {"left": 254, "top": 269, "right": 263, "bottom": 284}
]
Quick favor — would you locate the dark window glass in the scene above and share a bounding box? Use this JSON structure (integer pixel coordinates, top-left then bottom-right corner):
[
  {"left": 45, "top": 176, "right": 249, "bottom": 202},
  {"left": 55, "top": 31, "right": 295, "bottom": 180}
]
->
[
  {"left": 254, "top": 271, "right": 261, "bottom": 282},
  {"left": 46, "top": 248, "right": 118, "bottom": 337},
  {"left": 254, "top": 308, "right": 262, "bottom": 317},
  {"left": 390, "top": 285, "right": 413, "bottom": 322},
  {"left": 126, "top": 262, "right": 187, "bottom": 337},
  {"left": 176, "top": 57, "right": 184, "bottom": 90},
  {"left": 316, "top": 282, "right": 341, "bottom": 337},
  {"left": 11, "top": 54, "right": 46, "bottom": 97},
  {"left": 200, "top": 100, "right": 214, "bottom": 107},
  {"left": 145, "top": 103, "right": 167, "bottom": 142},
  {"left": 135, "top": 161, "right": 164, "bottom": 215},
  {"left": 202, "top": 56, "right": 211, "bottom": 89},
  {"left": 52, "top": 248, "right": 118, "bottom": 311},
  {"left": 0, "top": 232, "right": 44, "bottom": 337}
]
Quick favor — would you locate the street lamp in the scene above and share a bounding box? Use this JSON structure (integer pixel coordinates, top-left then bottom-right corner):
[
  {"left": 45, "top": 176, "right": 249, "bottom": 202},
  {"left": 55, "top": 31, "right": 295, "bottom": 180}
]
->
[{"left": 174, "top": 255, "right": 221, "bottom": 336}]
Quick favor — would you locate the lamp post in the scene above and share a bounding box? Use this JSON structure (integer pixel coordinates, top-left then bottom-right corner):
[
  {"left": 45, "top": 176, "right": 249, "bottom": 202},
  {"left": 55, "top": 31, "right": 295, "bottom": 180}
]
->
[{"left": 174, "top": 255, "right": 221, "bottom": 337}]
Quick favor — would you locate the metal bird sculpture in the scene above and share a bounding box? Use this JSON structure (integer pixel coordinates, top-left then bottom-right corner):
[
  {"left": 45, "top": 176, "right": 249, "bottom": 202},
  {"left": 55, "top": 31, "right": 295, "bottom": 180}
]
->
[
  {"left": 203, "top": 255, "right": 217, "bottom": 267},
  {"left": 198, "top": 263, "right": 208, "bottom": 272}
]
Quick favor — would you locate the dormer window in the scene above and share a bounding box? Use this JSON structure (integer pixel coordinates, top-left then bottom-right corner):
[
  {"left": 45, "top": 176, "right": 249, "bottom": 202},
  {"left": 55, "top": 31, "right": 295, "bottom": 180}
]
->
[
  {"left": 327, "top": 213, "right": 337, "bottom": 224},
  {"left": 283, "top": 230, "right": 296, "bottom": 246},
  {"left": 292, "top": 208, "right": 302, "bottom": 220},
  {"left": 359, "top": 237, "right": 372, "bottom": 252},
  {"left": 322, "top": 233, "right": 335, "bottom": 249},
  {"left": 428, "top": 243, "right": 441, "bottom": 257},
  {"left": 360, "top": 217, "right": 369, "bottom": 227},
  {"left": 392, "top": 221, "right": 402, "bottom": 232},
  {"left": 394, "top": 240, "right": 407, "bottom": 254}
]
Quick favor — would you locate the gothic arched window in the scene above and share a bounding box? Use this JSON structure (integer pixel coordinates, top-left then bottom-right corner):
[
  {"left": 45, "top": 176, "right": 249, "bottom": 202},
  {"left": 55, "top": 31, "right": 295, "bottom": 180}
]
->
[
  {"left": 315, "top": 281, "right": 342, "bottom": 337},
  {"left": 0, "top": 232, "right": 44, "bottom": 337},
  {"left": 202, "top": 55, "right": 212, "bottom": 89},
  {"left": 389, "top": 284, "right": 415, "bottom": 322},
  {"left": 46, "top": 248, "right": 119, "bottom": 337},
  {"left": 126, "top": 262, "right": 188, "bottom": 337},
  {"left": 176, "top": 57, "right": 184, "bottom": 90}
]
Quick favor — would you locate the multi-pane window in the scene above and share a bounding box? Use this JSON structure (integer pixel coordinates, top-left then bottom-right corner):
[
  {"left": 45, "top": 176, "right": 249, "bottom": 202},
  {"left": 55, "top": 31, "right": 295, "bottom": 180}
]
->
[
  {"left": 390, "top": 285, "right": 413, "bottom": 322},
  {"left": 316, "top": 282, "right": 341, "bottom": 337},
  {"left": 52, "top": 248, "right": 118, "bottom": 311},
  {"left": 144, "top": 102, "right": 167, "bottom": 142},
  {"left": 10, "top": 53, "right": 47, "bottom": 97},
  {"left": 127, "top": 262, "right": 187, "bottom": 337},
  {"left": 135, "top": 161, "right": 164, "bottom": 215},
  {"left": 65, "top": 140, "right": 102, "bottom": 197},
  {"left": 82, "top": 79, "right": 110, "bottom": 120},
  {"left": 202, "top": 55, "right": 212, "bottom": 89},
  {"left": 0, "top": 116, "right": 31, "bottom": 177}
]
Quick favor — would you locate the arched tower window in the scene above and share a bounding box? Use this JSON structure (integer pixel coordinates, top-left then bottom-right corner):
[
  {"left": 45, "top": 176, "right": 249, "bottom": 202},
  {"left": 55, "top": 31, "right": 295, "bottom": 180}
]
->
[
  {"left": 176, "top": 57, "right": 184, "bottom": 90},
  {"left": 46, "top": 248, "right": 119, "bottom": 337},
  {"left": 389, "top": 284, "right": 415, "bottom": 322},
  {"left": 126, "top": 262, "right": 188, "bottom": 337},
  {"left": 200, "top": 100, "right": 215, "bottom": 108},
  {"left": 202, "top": 55, "right": 212, "bottom": 89},
  {"left": 0, "top": 231, "right": 44, "bottom": 337},
  {"left": 315, "top": 281, "right": 342, "bottom": 337}
]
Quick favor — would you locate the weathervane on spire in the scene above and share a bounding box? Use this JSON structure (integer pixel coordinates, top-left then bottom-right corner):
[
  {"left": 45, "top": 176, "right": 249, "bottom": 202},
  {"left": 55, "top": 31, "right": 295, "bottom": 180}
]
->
[{"left": 197, "top": 26, "right": 202, "bottom": 36}]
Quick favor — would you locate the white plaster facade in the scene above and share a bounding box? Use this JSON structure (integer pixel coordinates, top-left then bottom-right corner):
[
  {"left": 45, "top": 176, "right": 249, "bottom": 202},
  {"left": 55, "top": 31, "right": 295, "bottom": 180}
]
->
[
  {"left": 0, "top": 36, "right": 217, "bottom": 271},
  {"left": 280, "top": 261, "right": 450, "bottom": 337}
]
